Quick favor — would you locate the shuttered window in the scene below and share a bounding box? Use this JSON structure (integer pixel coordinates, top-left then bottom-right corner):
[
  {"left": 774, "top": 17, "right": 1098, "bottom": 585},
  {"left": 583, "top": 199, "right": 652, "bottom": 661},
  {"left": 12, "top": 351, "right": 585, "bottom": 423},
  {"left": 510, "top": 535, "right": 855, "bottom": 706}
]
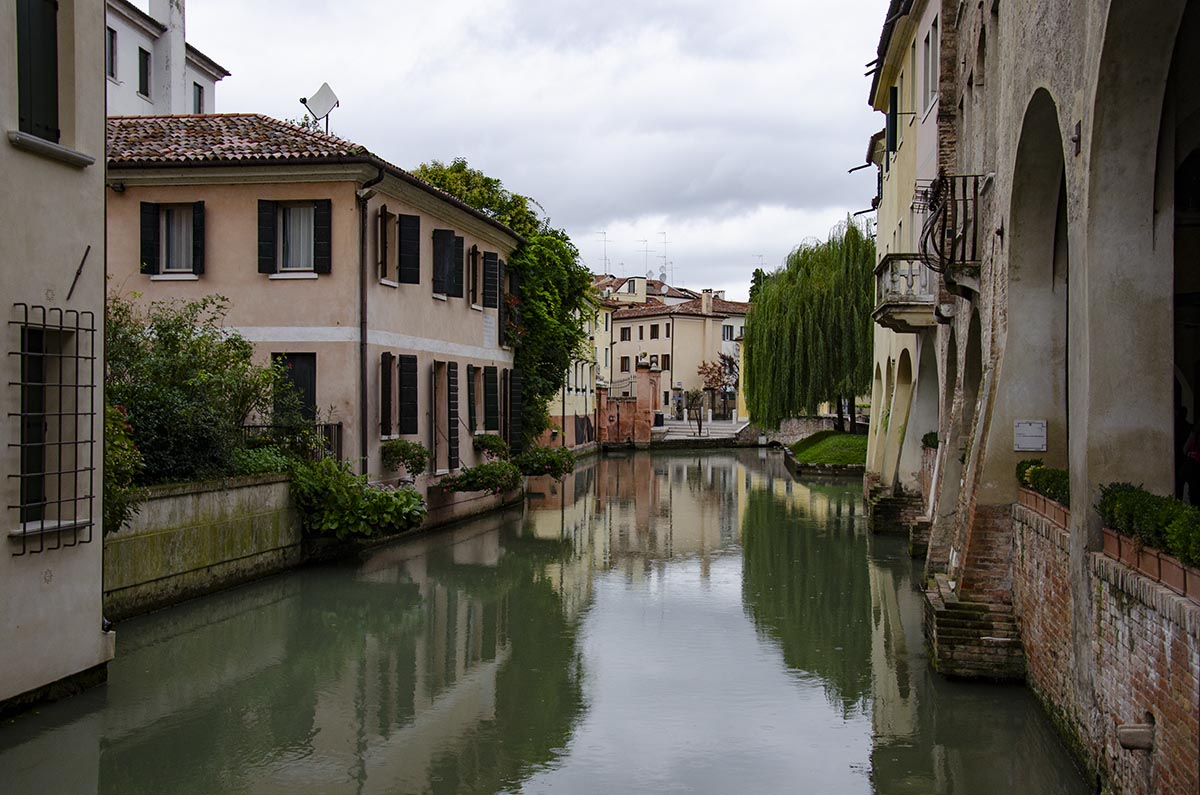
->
[
  {"left": 257, "top": 199, "right": 331, "bottom": 274},
  {"left": 377, "top": 204, "right": 392, "bottom": 280},
  {"left": 398, "top": 354, "right": 418, "bottom": 435},
  {"left": 312, "top": 199, "right": 332, "bottom": 273},
  {"left": 380, "top": 352, "right": 394, "bottom": 436},
  {"left": 432, "top": 229, "right": 455, "bottom": 294},
  {"left": 398, "top": 215, "right": 420, "bottom": 284},
  {"left": 448, "top": 235, "right": 465, "bottom": 297},
  {"left": 466, "top": 364, "right": 477, "bottom": 432},
  {"left": 508, "top": 370, "right": 523, "bottom": 453},
  {"left": 497, "top": 259, "right": 508, "bottom": 345},
  {"left": 469, "top": 246, "right": 480, "bottom": 304},
  {"left": 447, "top": 362, "right": 459, "bottom": 469},
  {"left": 483, "top": 366, "right": 499, "bottom": 431},
  {"left": 257, "top": 200, "right": 277, "bottom": 273},
  {"left": 16, "top": 0, "right": 59, "bottom": 143},
  {"left": 140, "top": 202, "right": 204, "bottom": 275},
  {"left": 482, "top": 252, "right": 499, "bottom": 308}
]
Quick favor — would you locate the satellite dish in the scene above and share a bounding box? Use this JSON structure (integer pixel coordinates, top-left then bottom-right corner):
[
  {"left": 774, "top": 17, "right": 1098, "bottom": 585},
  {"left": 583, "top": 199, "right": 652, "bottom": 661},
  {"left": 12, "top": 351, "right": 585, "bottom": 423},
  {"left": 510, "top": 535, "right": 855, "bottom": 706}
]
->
[{"left": 300, "top": 83, "right": 339, "bottom": 132}]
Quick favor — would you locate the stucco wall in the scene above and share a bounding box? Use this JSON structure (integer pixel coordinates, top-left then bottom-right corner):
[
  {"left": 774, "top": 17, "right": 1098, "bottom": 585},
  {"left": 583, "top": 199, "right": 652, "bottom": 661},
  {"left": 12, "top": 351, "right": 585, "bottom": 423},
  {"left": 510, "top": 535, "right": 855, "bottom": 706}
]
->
[{"left": 103, "top": 475, "right": 301, "bottom": 619}]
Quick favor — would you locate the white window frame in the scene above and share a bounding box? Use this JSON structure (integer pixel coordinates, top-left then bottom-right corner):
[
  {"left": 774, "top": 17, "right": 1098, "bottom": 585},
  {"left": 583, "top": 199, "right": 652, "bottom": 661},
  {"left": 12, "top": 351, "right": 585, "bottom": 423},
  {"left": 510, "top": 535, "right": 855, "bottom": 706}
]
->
[
  {"left": 278, "top": 203, "right": 316, "bottom": 272},
  {"left": 158, "top": 204, "right": 194, "bottom": 273},
  {"left": 193, "top": 82, "right": 204, "bottom": 114},
  {"left": 105, "top": 27, "right": 117, "bottom": 80}
]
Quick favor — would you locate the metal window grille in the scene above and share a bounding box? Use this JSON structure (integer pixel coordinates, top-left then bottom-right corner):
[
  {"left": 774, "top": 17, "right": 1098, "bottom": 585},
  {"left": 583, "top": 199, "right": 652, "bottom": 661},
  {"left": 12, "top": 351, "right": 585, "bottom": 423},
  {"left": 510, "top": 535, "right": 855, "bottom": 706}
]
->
[{"left": 8, "top": 304, "right": 97, "bottom": 555}]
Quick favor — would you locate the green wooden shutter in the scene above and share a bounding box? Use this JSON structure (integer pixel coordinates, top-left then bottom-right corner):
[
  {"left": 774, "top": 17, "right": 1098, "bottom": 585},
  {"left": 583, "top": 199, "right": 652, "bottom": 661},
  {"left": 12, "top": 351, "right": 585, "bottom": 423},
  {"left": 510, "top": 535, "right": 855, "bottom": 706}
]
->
[
  {"left": 469, "top": 246, "right": 479, "bottom": 304},
  {"left": 449, "top": 236, "right": 465, "bottom": 297},
  {"left": 466, "top": 364, "right": 477, "bottom": 432},
  {"left": 257, "top": 200, "right": 278, "bottom": 273},
  {"left": 191, "top": 201, "right": 205, "bottom": 275},
  {"left": 447, "top": 362, "right": 459, "bottom": 469},
  {"left": 140, "top": 202, "right": 160, "bottom": 274},
  {"left": 380, "top": 352, "right": 394, "bottom": 436},
  {"left": 508, "top": 369, "right": 524, "bottom": 453},
  {"left": 16, "top": 0, "right": 59, "bottom": 143},
  {"left": 398, "top": 215, "right": 420, "bottom": 284},
  {"left": 497, "top": 259, "right": 508, "bottom": 346},
  {"left": 398, "top": 354, "right": 418, "bottom": 434},
  {"left": 432, "top": 229, "right": 454, "bottom": 294},
  {"left": 483, "top": 365, "right": 499, "bottom": 431},
  {"left": 378, "top": 204, "right": 389, "bottom": 280},
  {"left": 483, "top": 252, "right": 499, "bottom": 308},
  {"left": 313, "top": 199, "right": 332, "bottom": 274}
]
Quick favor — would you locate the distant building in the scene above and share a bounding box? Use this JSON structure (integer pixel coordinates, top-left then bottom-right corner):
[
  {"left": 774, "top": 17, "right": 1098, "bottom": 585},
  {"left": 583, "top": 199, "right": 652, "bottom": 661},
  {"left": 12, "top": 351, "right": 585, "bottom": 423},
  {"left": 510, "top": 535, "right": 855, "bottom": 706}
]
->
[
  {"left": 105, "top": 0, "right": 228, "bottom": 115},
  {"left": 2, "top": 0, "right": 115, "bottom": 713}
]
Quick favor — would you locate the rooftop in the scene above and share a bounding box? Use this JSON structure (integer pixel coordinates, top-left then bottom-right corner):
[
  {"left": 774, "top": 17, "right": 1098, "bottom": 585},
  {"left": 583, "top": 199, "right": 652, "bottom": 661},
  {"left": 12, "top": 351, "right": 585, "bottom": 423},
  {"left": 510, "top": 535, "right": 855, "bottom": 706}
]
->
[{"left": 612, "top": 295, "right": 750, "bottom": 320}]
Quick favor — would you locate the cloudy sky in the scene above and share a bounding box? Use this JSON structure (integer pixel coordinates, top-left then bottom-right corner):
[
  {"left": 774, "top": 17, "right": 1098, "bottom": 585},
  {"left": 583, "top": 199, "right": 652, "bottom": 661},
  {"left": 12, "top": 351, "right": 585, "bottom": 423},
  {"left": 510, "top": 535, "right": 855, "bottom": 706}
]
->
[{"left": 182, "top": 0, "right": 885, "bottom": 301}]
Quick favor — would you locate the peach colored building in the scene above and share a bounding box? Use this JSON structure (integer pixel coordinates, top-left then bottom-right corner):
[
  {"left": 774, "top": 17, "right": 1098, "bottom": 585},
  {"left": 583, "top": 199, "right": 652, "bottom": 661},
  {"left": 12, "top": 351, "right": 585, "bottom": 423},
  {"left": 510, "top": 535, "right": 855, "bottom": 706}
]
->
[{"left": 106, "top": 114, "right": 523, "bottom": 523}]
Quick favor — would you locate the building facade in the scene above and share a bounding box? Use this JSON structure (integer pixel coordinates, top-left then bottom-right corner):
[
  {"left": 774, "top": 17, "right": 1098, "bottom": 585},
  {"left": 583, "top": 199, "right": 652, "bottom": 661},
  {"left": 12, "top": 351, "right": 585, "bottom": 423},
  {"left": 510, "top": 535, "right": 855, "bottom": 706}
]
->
[
  {"left": 105, "top": 0, "right": 228, "bottom": 116},
  {"left": 2, "top": 0, "right": 115, "bottom": 711},
  {"left": 106, "top": 115, "right": 523, "bottom": 524}
]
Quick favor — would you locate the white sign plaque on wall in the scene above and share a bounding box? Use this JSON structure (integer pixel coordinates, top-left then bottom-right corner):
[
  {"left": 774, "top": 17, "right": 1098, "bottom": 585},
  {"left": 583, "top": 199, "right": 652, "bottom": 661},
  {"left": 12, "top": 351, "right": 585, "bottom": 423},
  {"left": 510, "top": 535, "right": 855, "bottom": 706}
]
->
[
  {"left": 483, "top": 315, "right": 497, "bottom": 348},
  {"left": 1014, "top": 420, "right": 1048, "bottom": 452}
]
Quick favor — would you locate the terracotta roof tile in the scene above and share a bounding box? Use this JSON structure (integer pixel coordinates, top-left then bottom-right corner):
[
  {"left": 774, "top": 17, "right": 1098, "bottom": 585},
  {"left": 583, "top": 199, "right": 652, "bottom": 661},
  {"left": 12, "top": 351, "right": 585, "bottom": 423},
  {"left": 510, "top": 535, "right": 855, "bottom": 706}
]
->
[
  {"left": 611, "top": 295, "right": 751, "bottom": 320},
  {"left": 107, "top": 114, "right": 367, "bottom": 165}
]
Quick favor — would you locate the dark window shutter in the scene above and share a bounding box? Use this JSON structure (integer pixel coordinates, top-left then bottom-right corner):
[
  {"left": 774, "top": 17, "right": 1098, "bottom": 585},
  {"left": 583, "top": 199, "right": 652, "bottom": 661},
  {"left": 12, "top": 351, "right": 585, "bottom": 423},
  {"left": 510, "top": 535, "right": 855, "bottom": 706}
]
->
[
  {"left": 447, "top": 362, "right": 459, "bottom": 469},
  {"left": 140, "top": 202, "right": 160, "bottom": 274},
  {"left": 430, "top": 362, "right": 439, "bottom": 461},
  {"left": 449, "top": 236, "right": 465, "bottom": 297},
  {"left": 380, "top": 352, "right": 394, "bottom": 436},
  {"left": 508, "top": 369, "right": 524, "bottom": 453},
  {"left": 432, "top": 229, "right": 454, "bottom": 294},
  {"left": 257, "top": 200, "right": 278, "bottom": 273},
  {"left": 498, "top": 259, "right": 508, "bottom": 346},
  {"left": 483, "top": 365, "right": 499, "bottom": 431},
  {"left": 398, "top": 354, "right": 419, "bottom": 435},
  {"left": 378, "top": 204, "right": 389, "bottom": 279},
  {"left": 313, "top": 199, "right": 332, "bottom": 274},
  {"left": 483, "top": 252, "right": 499, "bottom": 308},
  {"left": 191, "top": 201, "right": 205, "bottom": 275},
  {"left": 466, "top": 364, "right": 477, "bottom": 433},
  {"left": 398, "top": 215, "right": 420, "bottom": 284},
  {"left": 16, "top": 0, "right": 59, "bottom": 143},
  {"left": 469, "top": 246, "right": 480, "bottom": 304}
]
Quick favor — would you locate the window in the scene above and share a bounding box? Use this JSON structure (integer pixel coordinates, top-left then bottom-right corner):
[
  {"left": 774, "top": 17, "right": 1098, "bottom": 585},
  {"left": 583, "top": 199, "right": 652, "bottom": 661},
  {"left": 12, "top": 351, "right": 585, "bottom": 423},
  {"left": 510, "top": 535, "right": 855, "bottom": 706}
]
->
[
  {"left": 273, "top": 352, "right": 316, "bottom": 420},
  {"left": 193, "top": 82, "right": 204, "bottom": 114},
  {"left": 399, "top": 215, "right": 420, "bottom": 284},
  {"left": 398, "top": 354, "right": 419, "bottom": 434},
  {"left": 723, "top": 324, "right": 734, "bottom": 341},
  {"left": 139, "top": 202, "right": 204, "bottom": 276},
  {"left": 738, "top": 326, "right": 743, "bottom": 338},
  {"left": 626, "top": 281, "right": 636, "bottom": 294},
  {"left": 432, "top": 230, "right": 465, "bottom": 297},
  {"left": 650, "top": 324, "right": 659, "bottom": 340},
  {"left": 662, "top": 354, "right": 671, "bottom": 371},
  {"left": 897, "top": 70, "right": 905, "bottom": 145},
  {"left": 604, "top": 348, "right": 610, "bottom": 367},
  {"left": 665, "top": 322, "right": 670, "bottom": 338},
  {"left": 923, "top": 17, "right": 939, "bottom": 110},
  {"left": 11, "top": 304, "right": 97, "bottom": 553},
  {"left": 483, "top": 252, "right": 499, "bottom": 307},
  {"left": 620, "top": 327, "right": 631, "bottom": 342},
  {"left": 619, "top": 356, "right": 630, "bottom": 373},
  {"left": 16, "top": 0, "right": 60, "bottom": 143},
  {"left": 466, "top": 364, "right": 481, "bottom": 433},
  {"left": 483, "top": 365, "right": 499, "bottom": 431},
  {"left": 469, "top": 245, "right": 480, "bottom": 303},
  {"left": 380, "top": 352, "right": 394, "bottom": 436},
  {"left": 106, "top": 27, "right": 117, "bottom": 79},
  {"left": 430, "top": 361, "right": 459, "bottom": 472},
  {"left": 377, "top": 205, "right": 396, "bottom": 280},
  {"left": 638, "top": 325, "right": 644, "bottom": 341},
  {"left": 257, "top": 200, "right": 332, "bottom": 274},
  {"left": 604, "top": 313, "right": 610, "bottom": 332},
  {"left": 138, "top": 48, "right": 151, "bottom": 98}
]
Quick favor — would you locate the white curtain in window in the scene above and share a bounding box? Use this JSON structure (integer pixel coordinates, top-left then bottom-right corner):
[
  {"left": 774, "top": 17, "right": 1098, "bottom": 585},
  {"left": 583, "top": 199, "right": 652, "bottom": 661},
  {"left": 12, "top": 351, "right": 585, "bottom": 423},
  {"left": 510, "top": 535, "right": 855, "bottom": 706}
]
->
[
  {"left": 163, "top": 207, "right": 192, "bottom": 271},
  {"left": 283, "top": 205, "right": 315, "bottom": 270}
]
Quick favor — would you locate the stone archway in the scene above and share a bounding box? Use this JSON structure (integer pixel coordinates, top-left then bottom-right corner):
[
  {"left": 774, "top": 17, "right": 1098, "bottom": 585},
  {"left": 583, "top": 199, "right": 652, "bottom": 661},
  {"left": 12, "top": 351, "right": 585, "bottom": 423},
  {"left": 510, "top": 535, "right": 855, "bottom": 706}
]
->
[
  {"left": 881, "top": 349, "right": 914, "bottom": 490},
  {"left": 867, "top": 363, "right": 884, "bottom": 475}
]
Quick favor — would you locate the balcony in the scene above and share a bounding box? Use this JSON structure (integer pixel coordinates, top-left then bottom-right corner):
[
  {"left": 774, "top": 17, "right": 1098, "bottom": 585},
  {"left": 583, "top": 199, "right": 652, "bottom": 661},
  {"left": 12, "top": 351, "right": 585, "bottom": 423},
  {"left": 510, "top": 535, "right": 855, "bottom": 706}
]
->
[
  {"left": 919, "top": 173, "right": 983, "bottom": 297},
  {"left": 873, "top": 253, "right": 937, "bottom": 333}
]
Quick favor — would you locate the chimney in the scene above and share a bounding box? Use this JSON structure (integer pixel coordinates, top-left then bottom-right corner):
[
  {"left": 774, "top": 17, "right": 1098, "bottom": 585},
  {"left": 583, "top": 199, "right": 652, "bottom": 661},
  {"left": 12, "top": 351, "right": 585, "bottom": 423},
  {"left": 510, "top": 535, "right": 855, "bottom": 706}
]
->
[
  {"left": 151, "top": 0, "right": 187, "bottom": 113},
  {"left": 701, "top": 289, "right": 712, "bottom": 315}
]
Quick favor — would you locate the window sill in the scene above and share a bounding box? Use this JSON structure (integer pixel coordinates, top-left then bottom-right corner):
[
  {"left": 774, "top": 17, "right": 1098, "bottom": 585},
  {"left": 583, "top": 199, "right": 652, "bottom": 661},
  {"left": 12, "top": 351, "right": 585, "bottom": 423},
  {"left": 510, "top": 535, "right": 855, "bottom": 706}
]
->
[
  {"left": 269, "top": 272, "right": 319, "bottom": 280},
  {"left": 150, "top": 273, "right": 199, "bottom": 281},
  {"left": 380, "top": 434, "right": 399, "bottom": 441},
  {"left": 432, "top": 293, "right": 448, "bottom": 302},
  {"left": 470, "top": 303, "right": 483, "bottom": 312},
  {"left": 8, "top": 519, "right": 92, "bottom": 540},
  {"left": 7, "top": 131, "right": 95, "bottom": 169},
  {"left": 379, "top": 278, "right": 399, "bottom": 288},
  {"left": 434, "top": 469, "right": 450, "bottom": 476}
]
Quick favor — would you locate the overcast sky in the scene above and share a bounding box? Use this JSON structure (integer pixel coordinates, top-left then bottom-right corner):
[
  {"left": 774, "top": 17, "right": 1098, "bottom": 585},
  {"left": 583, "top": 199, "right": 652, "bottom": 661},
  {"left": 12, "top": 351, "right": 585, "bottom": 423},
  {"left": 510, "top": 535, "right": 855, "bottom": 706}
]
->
[{"left": 181, "top": 0, "right": 885, "bottom": 301}]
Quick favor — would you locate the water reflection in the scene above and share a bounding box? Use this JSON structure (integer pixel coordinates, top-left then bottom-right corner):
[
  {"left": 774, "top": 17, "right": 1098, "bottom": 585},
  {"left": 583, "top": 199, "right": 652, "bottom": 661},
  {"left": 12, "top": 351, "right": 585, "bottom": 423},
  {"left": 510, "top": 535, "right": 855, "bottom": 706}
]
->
[{"left": 0, "top": 451, "right": 1084, "bottom": 794}]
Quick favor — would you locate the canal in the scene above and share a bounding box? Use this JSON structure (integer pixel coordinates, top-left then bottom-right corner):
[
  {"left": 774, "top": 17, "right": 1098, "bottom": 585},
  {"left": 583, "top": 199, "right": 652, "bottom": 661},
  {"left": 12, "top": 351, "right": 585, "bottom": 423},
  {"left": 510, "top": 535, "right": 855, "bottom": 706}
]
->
[{"left": 0, "top": 451, "right": 1087, "bottom": 794}]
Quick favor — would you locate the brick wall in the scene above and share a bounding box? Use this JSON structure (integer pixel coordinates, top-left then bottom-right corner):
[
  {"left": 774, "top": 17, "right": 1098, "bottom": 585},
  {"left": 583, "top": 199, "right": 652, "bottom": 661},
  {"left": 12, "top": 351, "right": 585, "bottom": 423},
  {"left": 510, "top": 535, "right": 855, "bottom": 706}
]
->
[{"left": 1013, "top": 503, "right": 1200, "bottom": 794}]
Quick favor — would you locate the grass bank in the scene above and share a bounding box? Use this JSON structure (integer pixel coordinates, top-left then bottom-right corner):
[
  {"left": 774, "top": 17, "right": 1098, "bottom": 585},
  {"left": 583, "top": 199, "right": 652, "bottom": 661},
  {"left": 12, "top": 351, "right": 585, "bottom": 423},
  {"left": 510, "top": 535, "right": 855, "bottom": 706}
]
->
[{"left": 789, "top": 431, "right": 868, "bottom": 466}]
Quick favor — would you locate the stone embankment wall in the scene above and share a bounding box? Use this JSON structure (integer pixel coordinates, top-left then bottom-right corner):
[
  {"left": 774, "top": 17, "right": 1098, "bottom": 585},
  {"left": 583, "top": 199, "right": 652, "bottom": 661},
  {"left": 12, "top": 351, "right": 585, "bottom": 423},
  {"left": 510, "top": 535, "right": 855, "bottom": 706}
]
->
[
  {"left": 104, "top": 476, "right": 301, "bottom": 620},
  {"left": 1013, "top": 503, "right": 1199, "bottom": 795},
  {"left": 734, "top": 416, "right": 839, "bottom": 447}
]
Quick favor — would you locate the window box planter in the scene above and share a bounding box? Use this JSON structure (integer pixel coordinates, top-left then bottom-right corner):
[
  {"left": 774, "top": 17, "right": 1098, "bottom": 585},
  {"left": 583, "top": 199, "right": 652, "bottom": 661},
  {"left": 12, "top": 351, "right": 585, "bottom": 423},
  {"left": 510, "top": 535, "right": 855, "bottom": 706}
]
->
[
  {"left": 1160, "top": 552, "right": 1186, "bottom": 595},
  {"left": 1137, "top": 546, "right": 1161, "bottom": 581},
  {"left": 1119, "top": 535, "right": 1140, "bottom": 568},
  {"left": 1102, "top": 526, "right": 1121, "bottom": 559},
  {"left": 1018, "top": 487, "right": 1069, "bottom": 528},
  {"left": 1101, "top": 527, "right": 1200, "bottom": 605}
]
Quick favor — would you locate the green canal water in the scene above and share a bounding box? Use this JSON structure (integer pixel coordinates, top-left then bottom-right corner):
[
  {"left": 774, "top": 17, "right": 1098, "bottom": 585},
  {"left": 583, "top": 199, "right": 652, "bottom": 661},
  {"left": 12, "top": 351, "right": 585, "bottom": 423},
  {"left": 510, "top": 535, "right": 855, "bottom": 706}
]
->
[{"left": 0, "top": 451, "right": 1087, "bottom": 794}]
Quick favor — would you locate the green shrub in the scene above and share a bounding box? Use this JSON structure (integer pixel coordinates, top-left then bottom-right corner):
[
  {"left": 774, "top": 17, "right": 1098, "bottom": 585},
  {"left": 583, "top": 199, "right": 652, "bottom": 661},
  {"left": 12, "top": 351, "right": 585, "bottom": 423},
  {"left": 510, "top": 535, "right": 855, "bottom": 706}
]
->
[
  {"left": 513, "top": 446, "right": 576, "bottom": 479},
  {"left": 103, "top": 403, "right": 144, "bottom": 534},
  {"left": 440, "top": 461, "right": 522, "bottom": 494},
  {"left": 230, "top": 446, "right": 293, "bottom": 476},
  {"left": 381, "top": 439, "right": 430, "bottom": 477},
  {"left": 1024, "top": 465, "right": 1070, "bottom": 508},
  {"left": 921, "top": 431, "right": 939, "bottom": 450},
  {"left": 1015, "top": 458, "right": 1044, "bottom": 485},
  {"left": 1165, "top": 507, "right": 1200, "bottom": 566},
  {"left": 290, "top": 457, "right": 426, "bottom": 539},
  {"left": 472, "top": 434, "right": 510, "bottom": 461},
  {"left": 1096, "top": 482, "right": 1200, "bottom": 564}
]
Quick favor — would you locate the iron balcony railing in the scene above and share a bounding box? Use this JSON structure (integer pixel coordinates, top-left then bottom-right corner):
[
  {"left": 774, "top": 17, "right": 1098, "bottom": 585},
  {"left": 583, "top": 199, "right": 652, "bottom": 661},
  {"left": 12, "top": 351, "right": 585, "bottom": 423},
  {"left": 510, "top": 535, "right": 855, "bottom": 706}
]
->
[
  {"left": 874, "top": 253, "right": 937, "bottom": 310},
  {"left": 920, "top": 173, "right": 983, "bottom": 273},
  {"left": 242, "top": 422, "right": 343, "bottom": 461}
]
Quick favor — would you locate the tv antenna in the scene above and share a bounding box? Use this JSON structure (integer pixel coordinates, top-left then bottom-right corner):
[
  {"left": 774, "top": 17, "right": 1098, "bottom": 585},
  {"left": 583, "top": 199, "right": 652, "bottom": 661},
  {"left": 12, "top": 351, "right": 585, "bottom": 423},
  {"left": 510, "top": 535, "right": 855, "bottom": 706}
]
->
[
  {"left": 596, "top": 231, "right": 611, "bottom": 273},
  {"left": 659, "top": 231, "right": 671, "bottom": 283},
  {"left": 300, "top": 82, "right": 339, "bottom": 134},
  {"left": 637, "top": 239, "right": 652, "bottom": 275}
]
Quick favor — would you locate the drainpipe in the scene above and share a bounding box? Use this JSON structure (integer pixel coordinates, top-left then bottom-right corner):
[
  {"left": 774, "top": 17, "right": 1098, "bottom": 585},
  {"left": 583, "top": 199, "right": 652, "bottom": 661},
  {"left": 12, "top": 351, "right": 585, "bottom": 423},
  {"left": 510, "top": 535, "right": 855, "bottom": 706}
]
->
[{"left": 357, "top": 169, "right": 385, "bottom": 475}]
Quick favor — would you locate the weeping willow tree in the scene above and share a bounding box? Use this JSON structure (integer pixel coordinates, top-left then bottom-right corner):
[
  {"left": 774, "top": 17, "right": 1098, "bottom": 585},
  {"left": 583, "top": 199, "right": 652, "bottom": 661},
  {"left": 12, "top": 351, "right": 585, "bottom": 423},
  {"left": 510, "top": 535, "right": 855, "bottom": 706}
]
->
[{"left": 743, "top": 218, "right": 874, "bottom": 430}]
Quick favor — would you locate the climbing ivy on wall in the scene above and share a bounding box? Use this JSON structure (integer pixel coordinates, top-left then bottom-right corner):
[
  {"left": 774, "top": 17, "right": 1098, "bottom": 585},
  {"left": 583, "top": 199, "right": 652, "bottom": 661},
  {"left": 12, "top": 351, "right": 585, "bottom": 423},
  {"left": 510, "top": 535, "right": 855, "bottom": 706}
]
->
[{"left": 743, "top": 218, "right": 874, "bottom": 429}]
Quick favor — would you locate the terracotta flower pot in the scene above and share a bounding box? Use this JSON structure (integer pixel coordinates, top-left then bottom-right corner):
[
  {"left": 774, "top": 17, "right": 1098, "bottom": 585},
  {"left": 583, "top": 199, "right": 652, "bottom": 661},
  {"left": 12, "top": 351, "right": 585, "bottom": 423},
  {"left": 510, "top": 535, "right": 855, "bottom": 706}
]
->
[
  {"left": 1186, "top": 565, "right": 1200, "bottom": 605},
  {"left": 1119, "top": 537, "right": 1140, "bottom": 568},
  {"left": 1159, "top": 553, "right": 1186, "bottom": 596},
  {"left": 1137, "top": 547, "right": 1161, "bottom": 581},
  {"left": 1102, "top": 527, "right": 1120, "bottom": 560}
]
